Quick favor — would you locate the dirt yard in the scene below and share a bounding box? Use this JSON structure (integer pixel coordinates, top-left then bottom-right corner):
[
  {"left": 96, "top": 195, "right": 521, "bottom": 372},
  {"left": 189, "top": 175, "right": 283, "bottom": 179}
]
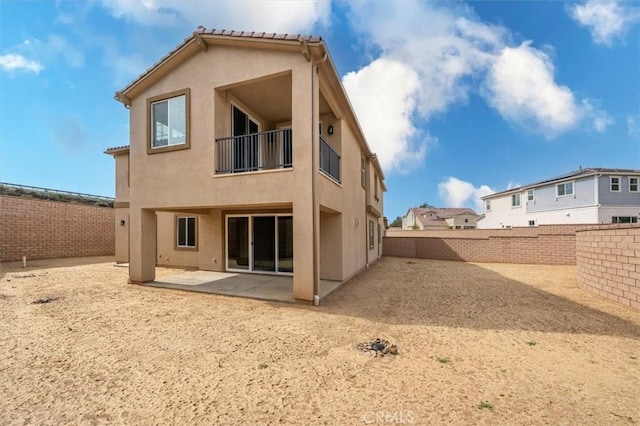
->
[{"left": 1, "top": 256, "right": 639, "bottom": 425}]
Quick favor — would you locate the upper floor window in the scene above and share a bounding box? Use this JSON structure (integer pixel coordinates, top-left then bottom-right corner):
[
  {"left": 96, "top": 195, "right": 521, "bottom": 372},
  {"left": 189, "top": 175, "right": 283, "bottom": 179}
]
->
[
  {"left": 527, "top": 189, "right": 534, "bottom": 202},
  {"left": 629, "top": 177, "right": 638, "bottom": 192},
  {"left": 612, "top": 216, "right": 638, "bottom": 224},
  {"left": 557, "top": 181, "right": 574, "bottom": 197},
  {"left": 511, "top": 193, "right": 521, "bottom": 207},
  {"left": 485, "top": 200, "right": 491, "bottom": 212},
  {"left": 610, "top": 176, "right": 621, "bottom": 192},
  {"left": 147, "top": 88, "right": 190, "bottom": 154},
  {"left": 361, "top": 154, "right": 366, "bottom": 188},
  {"left": 176, "top": 216, "right": 197, "bottom": 249}
]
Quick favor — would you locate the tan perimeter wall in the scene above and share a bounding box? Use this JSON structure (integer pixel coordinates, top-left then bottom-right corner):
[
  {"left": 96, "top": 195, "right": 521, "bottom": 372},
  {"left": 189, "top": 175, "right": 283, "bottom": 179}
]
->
[
  {"left": 383, "top": 225, "right": 590, "bottom": 265},
  {"left": 576, "top": 225, "right": 640, "bottom": 312},
  {"left": 0, "top": 195, "right": 115, "bottom": 262}
]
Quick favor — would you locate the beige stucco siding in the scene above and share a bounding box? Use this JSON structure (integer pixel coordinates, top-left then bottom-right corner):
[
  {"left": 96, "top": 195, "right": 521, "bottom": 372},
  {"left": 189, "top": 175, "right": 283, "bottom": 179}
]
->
[
  {"left": 115, "top": 34, "right": 385, "bottom": 301},
  {"left": 156, "top": 212, "right": 199, "bottom": 268}
]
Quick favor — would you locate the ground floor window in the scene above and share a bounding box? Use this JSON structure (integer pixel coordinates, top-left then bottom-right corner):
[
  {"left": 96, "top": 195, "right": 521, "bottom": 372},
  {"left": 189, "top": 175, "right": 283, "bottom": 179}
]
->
[
  {"left": 176, "top": 216, "right": 197, "bottom": 249},
  {"left": 612, "top": 216, "right": 638, "bottom": 224},
  {"left": 226, "top": 214, "right": 293, "bottom": 274}
]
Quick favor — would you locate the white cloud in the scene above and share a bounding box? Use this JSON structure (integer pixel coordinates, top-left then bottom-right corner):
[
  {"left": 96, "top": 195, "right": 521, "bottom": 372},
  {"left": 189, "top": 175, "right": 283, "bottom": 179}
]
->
[
  {"left": 586, "top": 101, "right": 614, "bottom": 133},
  {"left": 342, "top": 1, "right": 613, "bottom": 173},
  {"left": 14, "top": 35, "right": 85, "bottom": 69},
  {"left": 99, "top": 0, "right": 331, "bottom": 33},
  {"left": 438, "top": 177, "right": 494, "bottom": 213},
  {"left": 484, "top": 43, "right": 615, "bottom": 138},
  {"left": 342, "top": 58, "right": 429, "bottom": 173},
  {"left": 0, "top": 54, "right": 43, "bottom": 73},
  {"left": 484, "top": 42, "right": 579, "bottom": 138},
  {"left": 345, "top": 2, "right": 504, "bottom": 120},
  {"left": 569, "top": 0, "right": 640, "bottom": 45},
  {"left": 628, "top": 115, "right": 640, "bottom": 139}
]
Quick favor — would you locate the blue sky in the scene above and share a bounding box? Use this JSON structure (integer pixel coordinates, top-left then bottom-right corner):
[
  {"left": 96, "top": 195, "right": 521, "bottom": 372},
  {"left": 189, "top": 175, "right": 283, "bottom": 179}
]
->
[{"left": 1, "top": 0, "right": 639, "bottom": 221}]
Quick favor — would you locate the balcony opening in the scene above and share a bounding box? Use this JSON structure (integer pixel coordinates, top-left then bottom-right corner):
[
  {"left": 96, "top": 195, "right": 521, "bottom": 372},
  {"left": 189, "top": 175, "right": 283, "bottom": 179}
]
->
[{"left": 215, "top": 72, "right": 293, "bottom": 175}]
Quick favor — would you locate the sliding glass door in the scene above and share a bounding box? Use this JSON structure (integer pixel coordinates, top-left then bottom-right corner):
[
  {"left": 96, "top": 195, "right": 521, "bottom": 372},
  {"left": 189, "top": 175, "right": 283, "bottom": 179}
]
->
[
  {"left": 253, "top": 216, "right": 276, "bottom": 272},
  {"left": 226, "top": 214, "right": 293, "bottom": 275},
  {"left": 227, "top": 217, "right": 249, "bottom": 270}
]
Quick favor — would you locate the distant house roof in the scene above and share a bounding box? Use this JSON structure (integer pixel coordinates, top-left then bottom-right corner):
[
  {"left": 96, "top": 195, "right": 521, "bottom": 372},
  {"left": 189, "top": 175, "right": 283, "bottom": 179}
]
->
[
  {"left": 482, "top": 167, "right": 640, "bottom": 200},
  {"left": 407, "top": 207, "right": 478, "bottom": 227}
]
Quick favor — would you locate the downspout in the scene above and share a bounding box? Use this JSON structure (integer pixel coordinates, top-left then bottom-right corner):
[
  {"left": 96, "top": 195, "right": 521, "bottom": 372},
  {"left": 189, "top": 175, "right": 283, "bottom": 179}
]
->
[
  {"left": 365, "top": 157, "right": 370, "bottom": 268},
  {"left": 595, "top": 173, "right": 602, "bottom": 222},
  {"left": 312, "top": 51, "right": 328, "bottom": 306}
]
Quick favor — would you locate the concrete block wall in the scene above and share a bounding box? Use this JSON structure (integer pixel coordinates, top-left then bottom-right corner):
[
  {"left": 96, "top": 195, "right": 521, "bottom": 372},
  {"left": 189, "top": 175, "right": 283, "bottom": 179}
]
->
[
  {"left": 0, "top": 195, "right": 115, "bottom": 262},
  {"left": 383, "top": 225, "right": 583, "bottom": 265},
  {"left": 576, "top": 224, "right": 640, "bottom": 312}
]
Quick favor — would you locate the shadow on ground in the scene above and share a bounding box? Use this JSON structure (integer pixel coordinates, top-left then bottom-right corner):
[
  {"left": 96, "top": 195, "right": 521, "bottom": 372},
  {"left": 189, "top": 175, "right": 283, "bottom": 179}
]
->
[{"left": 303, "top": 257, "right": 640, "bottom": 340}]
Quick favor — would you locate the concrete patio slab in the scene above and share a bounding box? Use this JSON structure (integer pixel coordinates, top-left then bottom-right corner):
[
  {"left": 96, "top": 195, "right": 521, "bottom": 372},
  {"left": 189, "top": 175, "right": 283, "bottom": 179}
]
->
[{"left": 143, "top": 270, "right": 342, "bottom": 304}]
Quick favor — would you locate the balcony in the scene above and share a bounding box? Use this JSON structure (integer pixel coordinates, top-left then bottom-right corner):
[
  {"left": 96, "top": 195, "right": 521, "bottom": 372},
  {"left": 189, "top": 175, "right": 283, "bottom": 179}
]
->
[
  {"left": 216, "top": 128, "right": 292, "bottom": 174},
  {"left": 319, "top": 135, "right": 340, "bottom": 183}
]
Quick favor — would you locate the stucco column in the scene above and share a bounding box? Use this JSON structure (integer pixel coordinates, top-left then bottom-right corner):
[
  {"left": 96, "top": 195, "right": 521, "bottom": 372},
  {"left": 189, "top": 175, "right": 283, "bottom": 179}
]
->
[
  {"left": 198, "top": 210, "right": 224, "bottom": 272},
  {"left": 291, "top": 59, "right": 320, "bottom": 302},
  {"left": 129, "top": 208, "right": 156, "bottom": 283}
]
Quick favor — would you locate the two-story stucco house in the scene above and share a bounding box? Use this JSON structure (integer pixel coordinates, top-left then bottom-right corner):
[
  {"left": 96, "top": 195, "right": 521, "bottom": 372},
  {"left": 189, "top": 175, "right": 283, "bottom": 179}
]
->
[
  {"left": 477, "top": 168, "right": 640, "bottom": 229},
  {"left": 401, "top": 207, "right": 479, "bottom": 230},
  {"left": 105, "top": 28, "right": 386, "bottom": 304}
]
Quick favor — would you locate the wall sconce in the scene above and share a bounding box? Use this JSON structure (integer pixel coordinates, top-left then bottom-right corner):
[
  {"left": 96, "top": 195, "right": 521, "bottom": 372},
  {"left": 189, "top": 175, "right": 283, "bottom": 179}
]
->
[
  {"left": 327, "top": 125, "right": 334, "bottom": 135},
  {"left": 355, "top": 218, "right": 359, "bottom": 227},
  {"left": 120, "top": 219, "right": 126, "bottom": 226}
]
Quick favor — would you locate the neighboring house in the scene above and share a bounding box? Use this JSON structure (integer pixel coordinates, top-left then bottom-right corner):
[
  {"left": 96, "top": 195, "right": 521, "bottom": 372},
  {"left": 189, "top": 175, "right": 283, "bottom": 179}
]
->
[
  {"left": 402, "top": 207, "right": 479, "bottom": 230},
  {"left": 478, "top": 168, "right": 640, "bottom": 229},
  {"left": 104, "top": 28, "right": 386, "bottom": 303}
]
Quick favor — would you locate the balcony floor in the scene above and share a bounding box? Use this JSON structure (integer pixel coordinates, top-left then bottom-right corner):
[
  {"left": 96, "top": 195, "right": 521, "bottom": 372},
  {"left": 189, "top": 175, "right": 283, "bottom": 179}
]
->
[{"left": 143, "top": 270, "right": 341, "bottom": 304}]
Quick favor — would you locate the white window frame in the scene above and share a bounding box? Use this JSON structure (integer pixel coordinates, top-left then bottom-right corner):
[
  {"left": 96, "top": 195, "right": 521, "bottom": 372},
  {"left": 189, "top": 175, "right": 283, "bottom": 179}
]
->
[
  {"left": 485, "top": 199, "right": 491, "bottom": 212},
  {"left": 629, "top": 177, "right": 639, "bottom": 192},
  {"left": 527, "top": 189, "right": 534, "bottom": 202},
  {"left": 176, "top": 216, "right": 197, "bottom": 249},
  {"left": 612, "top": 216, "right": 638, "bottom": 224},
  {"left": 556, "top": 181, "right": 574, "bottom": 197},
  {"left": 225, "top": 213, "right": 294, "bottom": 276},
  {"left": 361, "top": 154, "right": 366, "bottom": 188},
  {"left": 610, "top": 176, "right": 621, "bottom": 192},
  {"left": 511, "top": 193, "right": 521, "bottom": 208}
]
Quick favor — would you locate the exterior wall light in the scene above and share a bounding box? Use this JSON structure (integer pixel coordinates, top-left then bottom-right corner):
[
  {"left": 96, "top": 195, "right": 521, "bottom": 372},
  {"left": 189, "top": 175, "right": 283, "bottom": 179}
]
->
[
  {"left": 327, "top": 125, "right": 334, "bottom": 135},
  {"left": 120, "top": 220, "right": 126, "bottom": 226}
]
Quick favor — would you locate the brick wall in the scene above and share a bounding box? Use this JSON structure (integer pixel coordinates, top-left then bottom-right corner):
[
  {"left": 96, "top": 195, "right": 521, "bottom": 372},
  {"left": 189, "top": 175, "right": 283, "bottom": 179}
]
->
[
  {"left": 383, "top": 225, "right": 591, "bottom": 265},
  {"left": 0, "top": 195, "right": 115, "bottom": 262},
  {"left": 576, "top": 225, "right": 640, "bottom": 312}
]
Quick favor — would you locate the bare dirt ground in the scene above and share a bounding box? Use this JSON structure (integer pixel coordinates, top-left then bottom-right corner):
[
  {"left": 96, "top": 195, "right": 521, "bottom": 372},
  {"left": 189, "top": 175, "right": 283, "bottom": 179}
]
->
[{"left": 1, "top": 256, "right": 639, "bottom": 425}]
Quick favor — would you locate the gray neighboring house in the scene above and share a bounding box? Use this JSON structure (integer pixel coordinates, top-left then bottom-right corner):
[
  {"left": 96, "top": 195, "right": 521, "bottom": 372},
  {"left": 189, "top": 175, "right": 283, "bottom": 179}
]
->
[
  {"left": 402, "top": 207, "right": 479, "bottom": 230},
  {"left": 477, "top": 168, "right": 640, "bottom": 229}
]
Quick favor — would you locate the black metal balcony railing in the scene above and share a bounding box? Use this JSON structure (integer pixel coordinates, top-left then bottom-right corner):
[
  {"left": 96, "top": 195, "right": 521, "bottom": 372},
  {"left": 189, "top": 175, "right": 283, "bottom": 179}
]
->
[
  {"left": 216, "top": 128, "right": 292, "bottom": 174},
  {"left": 319, "top": 135, "right": 340, "bottom": 183}
]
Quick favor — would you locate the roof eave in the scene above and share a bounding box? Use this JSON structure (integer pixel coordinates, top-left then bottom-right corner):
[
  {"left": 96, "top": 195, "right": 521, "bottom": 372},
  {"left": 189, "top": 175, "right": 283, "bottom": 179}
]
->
[{"left": 104, "top": 146, "right": 130, "bottom": 156}]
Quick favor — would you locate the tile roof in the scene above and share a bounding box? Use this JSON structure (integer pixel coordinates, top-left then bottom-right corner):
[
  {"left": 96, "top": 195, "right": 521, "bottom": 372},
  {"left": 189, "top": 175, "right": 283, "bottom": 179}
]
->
[
  {"left": 483, "top": 167, "right": 640, "bottom": 199},
  {"left": 118, "top": 27, "right": 322, "bottom": 96},
  {"left": 104, "top": 145, "right": 130, "bottom": 154}
]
